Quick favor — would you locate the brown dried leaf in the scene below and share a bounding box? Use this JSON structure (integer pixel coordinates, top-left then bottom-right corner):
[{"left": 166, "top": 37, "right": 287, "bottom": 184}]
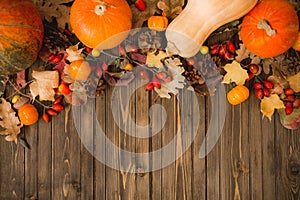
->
[
  {"left": 30, "top": 70, "right": 59, "bottom": 101},
  {"left": 154, "top": 57, "right": 185, "bottom": 98},
  {"left": 0, "top": 98, "right": 23, "bottom": 142},
  {"left": 235, "top": 43, "right": 250, "bottom": 62},
  {"left": 34, "top": 0, "right": 73, "bottom": 30}
]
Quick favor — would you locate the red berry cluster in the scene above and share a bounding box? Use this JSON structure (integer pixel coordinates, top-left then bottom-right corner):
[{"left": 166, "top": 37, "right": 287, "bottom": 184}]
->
[
  {"left": 139, "top": 70, "right": 172, "bottom": 91},
  {"left": 48, "top": 53, "right": 64, "bottom": 64},
  {"left": 210, "top": 40, "right": 235, "bottom": 61},
  {"left": 253, "top": 80, "right": 274, "bottom": 99},
  {"left": 245, "top": 63, "right": 260, "bottom": 81},
  {"left": 42, "top": 96, "right": 64, "bottom": 123},
  {"left": 282, "top": 88, "right": 300, "bottom": 115}
]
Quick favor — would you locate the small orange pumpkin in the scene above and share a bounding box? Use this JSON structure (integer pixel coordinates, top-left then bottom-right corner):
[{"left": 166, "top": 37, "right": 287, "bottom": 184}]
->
[
  {"left": 227, "top": 85, "right": 249, "bottom": 105},
  {"left": 148, "top": 13, "right": 168, "bottom": 31},
  {"left": 240, "top": 0, "right": 299, "bottom": 58},
  {"left": 293, "top": 32, "right": 300, "bottom": 51},
  {"left": 70, "top": 0, "right": 132, "bottom": 49},
  {"left": 18, "top": 104, "right": 39, "bottom": 125}
]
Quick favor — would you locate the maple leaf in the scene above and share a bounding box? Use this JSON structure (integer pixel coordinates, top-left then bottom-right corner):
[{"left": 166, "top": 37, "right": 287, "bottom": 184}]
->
[
  {"left": 30, "top": 70, "right": 59, "bottom": 101},
  {"left": 235, "top": 43, "right": 250, "bottom": 62},
  {"left": 222, "top": 61, "right": 249, "bottom": 86},
  {"left": 66, "top": 43, "right": 85, "bottom": 62},
  {"left": 146, "top": 50, "right": 168, "bottom": 69},
  {"left": 286, "top": 71, "right": 300, "bottom": 92},
  {"left": 260, "top": 94, "right": 285, "bottom": 121},
  {"left": 0, "top": 98, "right": 23, "bottom": 143},
  {"left": 154, "top": 57, "right": 185, "bottom": 99}
]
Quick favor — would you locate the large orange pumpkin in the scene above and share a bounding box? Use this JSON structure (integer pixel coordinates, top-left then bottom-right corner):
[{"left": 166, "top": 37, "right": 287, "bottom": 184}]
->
[
  {"left": 70, "top": 0, "right": 132, "bottom": 49},
  {"left": 0, "top": 0, "right": 44, "bottom": 75},
  {"left": 240, "top": 0, "right": 299, "bottom": 58}
]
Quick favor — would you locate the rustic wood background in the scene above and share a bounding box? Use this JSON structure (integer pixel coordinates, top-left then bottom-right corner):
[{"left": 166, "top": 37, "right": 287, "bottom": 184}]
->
[
  {"left": 1, "top": 0, "right": 300, "bottom": 199},
  {"left": 0, "top": 82, "right": 300, "bottom": 200}
]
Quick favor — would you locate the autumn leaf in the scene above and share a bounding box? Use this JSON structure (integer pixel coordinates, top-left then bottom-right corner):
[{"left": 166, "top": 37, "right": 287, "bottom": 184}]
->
[
  {"left": 0, "top": 98, "right": 23, "bottom": 143},
  {"left": 146, "top": 50, "right": 168, "bottom": 69},
  {"left": 66, "top": 43, "right": 85, "bottom": 62},
  {"left": 260, "top": 94, "right": 285, "bottom": 121},
  {"left": 222, "top": 61, "right": 249, "bottom": 85},
  {"left": 30, "top": 70, "right": 59, "bottom": 101},
  {"left": 154, "top": 57, "right": 185, "bottom": 99},
  {"left": 34, "top": 0, "right": 73, "bottom": 30},
  {"left": 235, "top": 43, "right": 250, "bottom": 62},
  {"left": 286, "top": 71, "right": 300, "bottom": 92},
  {"left": 15, "top": 70, "right": 27, "bottom": 89}
]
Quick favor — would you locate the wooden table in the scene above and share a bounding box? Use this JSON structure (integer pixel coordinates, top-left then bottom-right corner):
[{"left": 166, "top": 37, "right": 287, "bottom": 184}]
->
[{"left": 0, "top": 82, "right": 300, "bottom": 200}]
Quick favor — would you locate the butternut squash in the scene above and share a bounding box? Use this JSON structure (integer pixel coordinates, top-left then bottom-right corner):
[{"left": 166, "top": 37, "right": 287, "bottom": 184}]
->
[{"left": 165, "top": 0, "right": 258, "bottom": 57}]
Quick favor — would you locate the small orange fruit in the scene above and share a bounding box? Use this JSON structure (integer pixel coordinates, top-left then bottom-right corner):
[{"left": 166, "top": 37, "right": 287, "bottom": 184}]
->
[
  {"left": 69, "top": 60, "right": 92, "bottom": 80},
  {"left": 18, "top": 104, "right": 39, "bottom": 125}
]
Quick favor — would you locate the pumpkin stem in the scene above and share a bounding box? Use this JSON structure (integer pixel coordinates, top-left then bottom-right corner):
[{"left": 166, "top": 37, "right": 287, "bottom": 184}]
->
[
  {"left": 95, "top": 3, "right": 106, "bottom": 16},
  {"left": 257, "top": 19, "right": 276, "bottom": 36}
]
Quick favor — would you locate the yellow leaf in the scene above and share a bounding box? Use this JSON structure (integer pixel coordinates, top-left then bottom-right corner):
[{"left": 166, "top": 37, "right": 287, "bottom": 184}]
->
[
  {"left": 222, "top": 61, "right": 249, "bottom": 85},
  {"left": 146, "top": 50, "right": 168, "bottom": 69},
  {"left": 286, "top": 71, "right": 300, "bottom": 92},
  {"left": 260, "top": 94, "right": 285, "bottom": 121}
]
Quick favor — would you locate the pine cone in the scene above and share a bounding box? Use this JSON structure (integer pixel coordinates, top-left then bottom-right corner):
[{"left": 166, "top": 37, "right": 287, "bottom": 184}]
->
[{"left": 277, "top": 56, "right": 300, "bottom": 76}]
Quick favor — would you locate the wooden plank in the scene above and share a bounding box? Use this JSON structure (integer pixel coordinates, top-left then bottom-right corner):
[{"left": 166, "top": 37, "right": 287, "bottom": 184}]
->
[
  {"left": 192, "top": 95, "right": 206, "bottom": 200},
  {"left": 51, "top": 106, "right": 81, "bottom": 199},
  {"left": 0, "top": 139, "right": 25, "bottom": 199},
  {"left": 175, "top": 91, "right": 193, "bottom": 200},
  {"left": 80, "top": 98, "right": 95, "bottom": 200},
  {"left": 135, "top": 79, "right": 150, "bottom": 199},
  {"left": 161, "top": 97, "right": 176, "bottom": 200},
  {"left": 24, "top": 124, "right": 38, "bottom": 199},
  {"left": 248, "top": 92, "right": 263, "bottom": 200},
  {"left": 220, "top": 98, "right": 233, "bottom": 200},
  {"left": 206, "top": 94, "right": 221, "bottom": 200},
  {"left": 238, "top": 97, "right": 250, "bottom": 199},
  {"left": 94, "top": 94, "right": 106, "bottom": 200},
  {"left": 261, "top": 115, "right": 276, "bottom": 199},
  {"left": 118, "top": 78, "right": 137, "bottom": 199},
  {"left": 37, "top": 113, "right": 52, "bottom": 200},
  {"left": 150, "top": 94, "right": 162, "bottom": 200},
  {"left": 105, "top": 86, "right": 121, "bottom": 200},
  {"left": 275, "top": 114, "right": 300, "bottom": 200}
]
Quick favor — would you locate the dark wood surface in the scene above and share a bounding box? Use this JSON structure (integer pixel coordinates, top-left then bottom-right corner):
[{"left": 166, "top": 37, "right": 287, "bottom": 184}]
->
[
  {"left": 0, "top": 83, "right": 300, "bottom": 200},
  {"left": 1, "top": 1, "right": 300, "bottom": 199}
]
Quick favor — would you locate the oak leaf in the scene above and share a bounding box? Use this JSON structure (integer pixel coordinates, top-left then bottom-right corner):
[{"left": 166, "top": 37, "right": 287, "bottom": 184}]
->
[
  {"left": 30, "top": 70, "right": 59, "bottom": 101},
  {"left": 260, "top": 94, "right": 285, "bottom": 121},
  {"left": 235, "top": 43, "right": 250, "bottom": 62},
  {"left": 222, "top": 61, "right": 248, "bottom": 86},
  {"left": 0, "top": 98, "right": 23, "bottom": 143},
  {"left": 154, "top": 57, "right": 185, "bottom": 99}
]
